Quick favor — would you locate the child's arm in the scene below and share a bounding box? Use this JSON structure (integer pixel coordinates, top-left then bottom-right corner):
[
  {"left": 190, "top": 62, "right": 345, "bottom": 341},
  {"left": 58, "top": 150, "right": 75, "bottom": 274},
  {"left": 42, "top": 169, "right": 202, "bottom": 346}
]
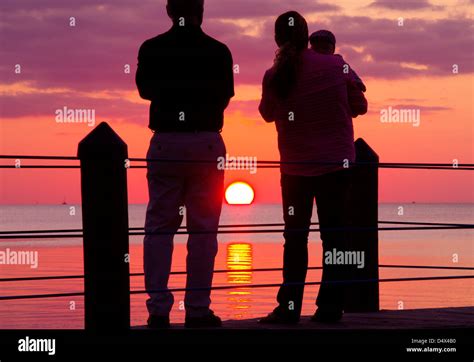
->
[
  {"left": 335, "top": 54, "right": 368, "bottom": 117},
  {"left": 350, "top": 69, "right": 366, "bottom": 92},
  {"left": 347, "top": 81, "right": 368, "bottom": 118},
  {"left": 335, "top": 54, "right": 367, "bottom": 92}
]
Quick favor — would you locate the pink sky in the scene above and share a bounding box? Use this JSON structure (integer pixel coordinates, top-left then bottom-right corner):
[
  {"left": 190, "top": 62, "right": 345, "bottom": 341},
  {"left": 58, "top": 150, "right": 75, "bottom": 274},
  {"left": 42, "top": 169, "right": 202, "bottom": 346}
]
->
[{"left": 0, "top": 0, "right": 473, "bottom": 204}]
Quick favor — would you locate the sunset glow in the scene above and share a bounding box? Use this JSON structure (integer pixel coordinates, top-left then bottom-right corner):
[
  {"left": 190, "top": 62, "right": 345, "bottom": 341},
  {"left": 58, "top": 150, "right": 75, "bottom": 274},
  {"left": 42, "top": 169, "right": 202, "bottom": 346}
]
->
[
  {"left": 0, "top": 0, "right": 472, "bottom": 204},
  {"left": 225, "top": 182, "right": 255, "bottom": 205},
  {"left": 0, "top": 1, "right": 472, "bottom": 357}
]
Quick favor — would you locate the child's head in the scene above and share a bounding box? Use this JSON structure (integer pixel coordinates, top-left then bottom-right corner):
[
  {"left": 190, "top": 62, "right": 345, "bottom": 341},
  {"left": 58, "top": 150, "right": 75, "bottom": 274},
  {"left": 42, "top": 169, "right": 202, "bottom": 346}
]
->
[{"left": 310, "top": 30, "right": 336, "bottom": 55}]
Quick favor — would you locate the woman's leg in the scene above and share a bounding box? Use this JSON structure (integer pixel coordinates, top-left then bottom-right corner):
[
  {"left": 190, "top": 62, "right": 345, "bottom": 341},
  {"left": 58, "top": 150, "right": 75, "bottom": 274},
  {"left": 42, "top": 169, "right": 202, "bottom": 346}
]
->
[
  {"left": 275, "top": 173, "right": 314, "bottom": 320},
  {"left": 314, "top": 169, "right": 352, "bottom": 312}
]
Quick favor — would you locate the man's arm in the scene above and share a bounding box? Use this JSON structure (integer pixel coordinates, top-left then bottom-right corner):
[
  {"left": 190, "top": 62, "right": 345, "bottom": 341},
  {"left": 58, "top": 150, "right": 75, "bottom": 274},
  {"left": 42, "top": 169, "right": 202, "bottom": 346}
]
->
[
  {"left": 216, "top": 46, "right": 235, "bottom": 112},
  {"left": 136, "top": 41, "right": 157, "bottom": 101}
]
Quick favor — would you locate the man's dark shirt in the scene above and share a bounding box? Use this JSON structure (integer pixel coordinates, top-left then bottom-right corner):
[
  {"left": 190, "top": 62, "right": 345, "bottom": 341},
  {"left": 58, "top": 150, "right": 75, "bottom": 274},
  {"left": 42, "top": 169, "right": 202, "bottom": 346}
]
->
[{"left": 136, "top": 24, "right": 234, "bottom": 132}]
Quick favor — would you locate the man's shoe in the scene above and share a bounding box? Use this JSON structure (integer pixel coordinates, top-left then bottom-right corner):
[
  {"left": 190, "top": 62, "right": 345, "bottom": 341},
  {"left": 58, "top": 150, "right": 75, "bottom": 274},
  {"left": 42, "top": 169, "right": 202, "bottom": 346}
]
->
[
  {"left": 310, "top": 308, "right": 343, "bottom": 323},
  {"left": 147, "top": 314, "right": 171, "bottom": 329},
  {"left": 185, "top": 310, "right": 222, "bottom": 328},
  {"left": 258, "top": 311, "right": 299, "bottom": 325}
]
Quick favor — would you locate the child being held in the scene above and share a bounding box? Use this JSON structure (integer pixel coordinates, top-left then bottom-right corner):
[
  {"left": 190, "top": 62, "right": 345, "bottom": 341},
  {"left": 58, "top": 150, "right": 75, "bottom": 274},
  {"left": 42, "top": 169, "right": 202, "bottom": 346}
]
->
[{"left": 310, "top": 29, "right": 366, "bottom": 93}]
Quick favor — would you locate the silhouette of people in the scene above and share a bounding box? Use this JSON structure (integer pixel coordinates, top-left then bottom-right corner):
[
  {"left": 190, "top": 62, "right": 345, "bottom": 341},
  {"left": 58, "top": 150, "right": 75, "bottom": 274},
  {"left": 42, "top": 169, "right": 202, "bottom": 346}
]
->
[
  {"left": 310, "top": 29, "right": 366, "bottom": 93},
  {"left": 258, "top": 11, "right": 367, "bottom": 324},
  {"left": 136, "top": 0, "right": 234, "bottom": 328}
]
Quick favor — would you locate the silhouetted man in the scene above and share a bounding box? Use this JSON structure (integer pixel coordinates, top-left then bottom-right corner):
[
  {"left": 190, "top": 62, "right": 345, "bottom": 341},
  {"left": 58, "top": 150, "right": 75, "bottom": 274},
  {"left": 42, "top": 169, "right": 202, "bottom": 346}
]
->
[{"left": 136, "top": 0, "right": 234, "bottom": 328}]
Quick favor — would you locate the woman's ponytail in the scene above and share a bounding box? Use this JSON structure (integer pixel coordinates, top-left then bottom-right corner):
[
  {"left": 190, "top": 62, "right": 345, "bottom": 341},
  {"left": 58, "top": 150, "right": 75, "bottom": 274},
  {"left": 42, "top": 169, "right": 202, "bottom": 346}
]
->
[{"left": 269, "top": 11, "right": 309, "bottom": 99}]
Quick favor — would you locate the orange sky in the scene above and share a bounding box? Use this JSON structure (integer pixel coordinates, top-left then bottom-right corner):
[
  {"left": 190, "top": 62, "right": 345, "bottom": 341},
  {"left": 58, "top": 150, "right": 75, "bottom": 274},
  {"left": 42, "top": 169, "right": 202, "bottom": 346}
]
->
[{"left": 0, "top": 0, "right": 473, "bottom": 204}]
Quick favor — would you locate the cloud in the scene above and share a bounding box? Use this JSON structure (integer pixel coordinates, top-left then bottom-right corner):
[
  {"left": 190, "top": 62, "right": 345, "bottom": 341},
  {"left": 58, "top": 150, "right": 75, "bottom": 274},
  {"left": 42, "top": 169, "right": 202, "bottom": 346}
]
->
[
  {"left": 0, "top": 0, "right": 338, "bottom": 90},
  {"left": 0, "top": 1, "right": 472, "bottom": 124},
  {"left": 0, "top": 85, "right": 146, "bottom": 124},
  {"left": 378, "top": 104, "right": 452, "bottom": 112},
  {"left": 316, "top": 16, "right": 474, "bottom": 79},
  {"left": 204, "top": 0, "right": 340, "bottom": 18},
  {"left": 367, "top": 0, "right": 442, "bottom": 10}
]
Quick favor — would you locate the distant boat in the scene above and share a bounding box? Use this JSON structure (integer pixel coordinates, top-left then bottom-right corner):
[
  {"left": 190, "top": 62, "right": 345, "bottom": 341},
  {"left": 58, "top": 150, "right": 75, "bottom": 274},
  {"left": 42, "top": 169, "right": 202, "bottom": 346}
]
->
[{"left": 62, "top": 198, "right": 68, "bottom": 205}]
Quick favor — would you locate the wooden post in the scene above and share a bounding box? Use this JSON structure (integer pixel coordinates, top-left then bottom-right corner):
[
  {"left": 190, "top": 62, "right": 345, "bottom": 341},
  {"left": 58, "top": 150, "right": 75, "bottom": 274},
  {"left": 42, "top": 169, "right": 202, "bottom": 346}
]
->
[
  {"left": 345, "top": 138, "right": 380, "bottom": 312},
  {"left": 78, "top": 122, "right": 130, "bottom": 331}
]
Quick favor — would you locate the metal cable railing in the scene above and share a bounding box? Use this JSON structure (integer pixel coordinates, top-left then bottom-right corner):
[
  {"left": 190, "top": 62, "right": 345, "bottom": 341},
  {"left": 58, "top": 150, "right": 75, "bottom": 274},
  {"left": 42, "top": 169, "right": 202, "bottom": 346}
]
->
[
  {"left": 1, "top": 220, "right": 472, "bottom": 236},
  {"left": 1, "top": 264, "right": 472, "bottom": 283},
  {"left": 1, "top": 224, "right": 472, "bottom": 239},
  {"left": 1, "top": 275, "right": 473, "bottom": 301},
  {"left": 1, "top": 154, "right": 473, "bottom": 171},
  {"left": 1, "top": 153, "right": 472, "bottom": 312}
]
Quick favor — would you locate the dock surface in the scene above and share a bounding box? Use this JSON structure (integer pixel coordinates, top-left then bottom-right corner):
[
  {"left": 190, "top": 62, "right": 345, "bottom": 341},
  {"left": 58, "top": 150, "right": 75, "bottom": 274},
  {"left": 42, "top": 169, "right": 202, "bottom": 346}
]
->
[
  {"left": 2, "top": 307, "right": 473, "bottom": 360},
  {"left": 134, "top": 306, "right": 474, "bottom": 330}
]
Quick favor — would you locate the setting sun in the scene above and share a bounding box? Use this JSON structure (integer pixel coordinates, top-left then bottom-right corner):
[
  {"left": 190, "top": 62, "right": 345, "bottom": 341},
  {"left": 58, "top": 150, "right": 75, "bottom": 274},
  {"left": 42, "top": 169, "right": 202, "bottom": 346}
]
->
[{"left": 225, "top": 182, "right": 255, "bottom": 205}]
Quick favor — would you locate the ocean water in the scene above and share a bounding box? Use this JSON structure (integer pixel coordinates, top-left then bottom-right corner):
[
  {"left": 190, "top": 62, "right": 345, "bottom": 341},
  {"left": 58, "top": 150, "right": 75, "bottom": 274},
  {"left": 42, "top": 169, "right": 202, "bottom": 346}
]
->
[{"left": 0, "top": 203, "right": 472, "bottom": 329}]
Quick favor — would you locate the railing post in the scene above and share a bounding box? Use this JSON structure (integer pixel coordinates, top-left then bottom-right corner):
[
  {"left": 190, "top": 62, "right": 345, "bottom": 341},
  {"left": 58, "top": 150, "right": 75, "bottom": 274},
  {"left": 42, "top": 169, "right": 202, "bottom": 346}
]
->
[
  {"left": 345, "top": 138, "right": 380, "bottom": 312},
  {"left": 78, "top": 122, "right": 130, "bottom": 331}
]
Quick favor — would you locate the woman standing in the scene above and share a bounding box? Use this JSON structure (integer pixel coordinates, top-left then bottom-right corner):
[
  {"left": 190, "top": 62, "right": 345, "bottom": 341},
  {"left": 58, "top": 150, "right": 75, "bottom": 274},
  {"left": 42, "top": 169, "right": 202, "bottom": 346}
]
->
[{"left": 259, "top": 11, "right": 367, "bottom": 324}]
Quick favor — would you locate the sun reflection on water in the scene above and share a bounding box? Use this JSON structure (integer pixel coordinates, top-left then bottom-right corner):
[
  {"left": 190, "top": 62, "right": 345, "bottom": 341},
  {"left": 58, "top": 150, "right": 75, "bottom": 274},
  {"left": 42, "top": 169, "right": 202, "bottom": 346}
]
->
[{"left": 226, "top": 243, "right": 253, "bottom": 318}]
